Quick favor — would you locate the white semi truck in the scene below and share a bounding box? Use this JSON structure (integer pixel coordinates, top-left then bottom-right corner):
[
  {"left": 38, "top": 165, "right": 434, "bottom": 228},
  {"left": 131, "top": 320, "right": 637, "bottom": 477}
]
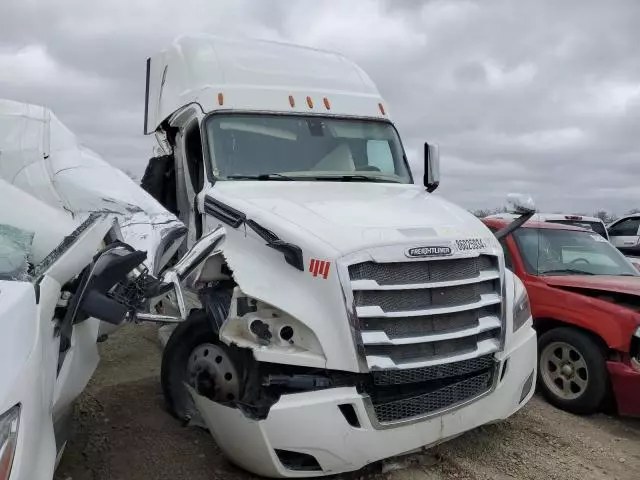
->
[{"left": 141, "top": 34, "right": 538, "bottom": 477}]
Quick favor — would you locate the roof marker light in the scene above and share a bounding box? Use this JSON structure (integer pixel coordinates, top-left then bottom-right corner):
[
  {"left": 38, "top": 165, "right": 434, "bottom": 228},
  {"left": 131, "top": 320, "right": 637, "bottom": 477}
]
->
[
  {"left": 323, "top": 97, "right": 331, "bottom": 110},
  {"left": 217, "top": 93, "right": 224, "bottom": 106},
  {"left": 288, "top": 95, "right": 295, "bottom": 107},
  {"left": 306, "top": 96, "right": 314, "bottom": 108},
  {"left": 378, "top": 103, "right": 386, "bottom": 115}
]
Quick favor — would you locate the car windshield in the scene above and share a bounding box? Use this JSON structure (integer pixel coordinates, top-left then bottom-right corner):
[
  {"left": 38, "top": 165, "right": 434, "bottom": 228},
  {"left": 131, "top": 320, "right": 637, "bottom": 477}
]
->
[
  {"left": 204, "top": 114, "right": 413, "bottom": 183},
  {"left": 513, "top": 227, "right": 638, "bottom": 276},
  {"left": 0, "top": 224, "right": 34, "bottom": 281}
]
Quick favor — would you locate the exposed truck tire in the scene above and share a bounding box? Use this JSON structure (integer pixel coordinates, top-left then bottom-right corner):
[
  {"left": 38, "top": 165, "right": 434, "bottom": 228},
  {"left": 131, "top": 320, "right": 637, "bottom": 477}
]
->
[
  {"left": 160, "top": 290, "right": 235, "bottom": 424},
  {"left": 537, "top": 327, "right": 609, "bottom": 415}
]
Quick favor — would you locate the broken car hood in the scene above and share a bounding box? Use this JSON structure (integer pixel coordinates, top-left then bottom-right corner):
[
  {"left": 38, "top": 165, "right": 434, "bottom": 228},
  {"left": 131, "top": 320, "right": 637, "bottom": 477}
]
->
[
  {"left": 0, "top": 99, "right": 185, "bottom": 274},
  {"left": 208, "top": 181, "right": 496, "bottom": 255},
  {"left": 542, "top": 275, "right": 640, "bottom": 297}
]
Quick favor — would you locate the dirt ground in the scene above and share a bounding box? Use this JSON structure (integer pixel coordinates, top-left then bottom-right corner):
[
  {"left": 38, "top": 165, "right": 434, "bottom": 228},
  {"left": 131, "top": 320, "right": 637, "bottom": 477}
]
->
[{"left": 55, "top": 324, "right": 640, "bottom": 480}]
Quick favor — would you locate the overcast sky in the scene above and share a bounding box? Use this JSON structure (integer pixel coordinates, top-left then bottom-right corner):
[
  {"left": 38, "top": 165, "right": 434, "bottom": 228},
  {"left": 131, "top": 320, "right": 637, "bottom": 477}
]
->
[{"left": 2, "top": 0, "right": 639, "bottom": 214}]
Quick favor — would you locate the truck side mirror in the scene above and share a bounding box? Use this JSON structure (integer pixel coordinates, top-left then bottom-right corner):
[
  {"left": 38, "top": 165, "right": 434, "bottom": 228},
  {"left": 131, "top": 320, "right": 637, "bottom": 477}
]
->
[
  {"left": 423, "top": 142, "right": 440, "bottom": 193},
  {"left": 506, "top": 193, "right": 536, "bottom": 215},
  {"left": 494, "top": 193, "right": 537, "bottom": 240}
]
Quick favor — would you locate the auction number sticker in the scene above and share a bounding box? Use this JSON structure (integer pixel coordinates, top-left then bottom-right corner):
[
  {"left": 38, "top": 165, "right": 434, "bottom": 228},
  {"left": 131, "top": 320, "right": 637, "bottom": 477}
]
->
[{"left": 456, "top": 238, "right": 487, "bottom": 251}]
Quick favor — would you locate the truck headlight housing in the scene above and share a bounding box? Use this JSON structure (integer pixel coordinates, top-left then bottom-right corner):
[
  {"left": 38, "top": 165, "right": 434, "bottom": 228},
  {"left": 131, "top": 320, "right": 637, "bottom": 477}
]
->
[
  {"left": 220, "top": 288, "right": 325, "bottom": 362},
  {"left": 0, "top": 404, "right": 20, "bottom": 480},
  {"left": 513, "top": 288, "right": 531, "bottom": 332}
]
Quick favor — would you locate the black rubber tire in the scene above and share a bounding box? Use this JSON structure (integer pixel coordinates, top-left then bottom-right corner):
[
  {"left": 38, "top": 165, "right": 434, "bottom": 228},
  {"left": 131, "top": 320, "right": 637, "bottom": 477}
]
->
[
  {"left": 537, "top": 327, "right": 609, "bottom": 415},
  {"left": 160, "top": 309, "right": 217, "bottom": 421}
]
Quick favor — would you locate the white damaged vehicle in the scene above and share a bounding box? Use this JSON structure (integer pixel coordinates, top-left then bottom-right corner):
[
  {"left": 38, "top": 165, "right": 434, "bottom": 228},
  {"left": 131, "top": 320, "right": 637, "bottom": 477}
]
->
[
  {"left": 0, "top": 182, "right": 150, "bottom": 480},
  {"left": 141, "top": 35, "right": 540, "bottom": 477},
  {"left": 0, "top": 99, "right": 187, "bottom": 479}
]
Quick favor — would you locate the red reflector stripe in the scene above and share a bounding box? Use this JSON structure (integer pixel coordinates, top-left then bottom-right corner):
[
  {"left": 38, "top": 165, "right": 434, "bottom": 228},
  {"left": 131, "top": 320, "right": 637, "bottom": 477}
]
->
[
  {"left": 322, "top": 261, "right": 330, "bottom": 279},
  {"left": 310, "top": 259, "right": 317, "bottom": 276}
]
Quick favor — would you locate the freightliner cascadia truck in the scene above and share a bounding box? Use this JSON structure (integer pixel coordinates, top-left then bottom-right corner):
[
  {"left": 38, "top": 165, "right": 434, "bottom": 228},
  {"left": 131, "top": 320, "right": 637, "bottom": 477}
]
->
[{"left": 140, "top": 34, "right": 538, "bottom": 477}]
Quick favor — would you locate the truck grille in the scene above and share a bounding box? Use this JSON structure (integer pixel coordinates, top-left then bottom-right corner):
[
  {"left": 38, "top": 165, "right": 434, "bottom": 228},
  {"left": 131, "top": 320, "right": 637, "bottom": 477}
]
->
[
  {"left": 372, "top": 353, "right": 495, "bottom": 386},
  {"left": 364, "top": 354, "right": 496, "bottom": 424},
  {"left": 349, "top": 256, "right": 493, "bottom": 285},
  {"left": 371, "top": 369, "right": 494, "bottom": 423},
  {"left": 348, "top": 254, "right": 503, "bottom": 371},
  {"left": 347, "top": 253, "right": 503, "bottom": 425}
]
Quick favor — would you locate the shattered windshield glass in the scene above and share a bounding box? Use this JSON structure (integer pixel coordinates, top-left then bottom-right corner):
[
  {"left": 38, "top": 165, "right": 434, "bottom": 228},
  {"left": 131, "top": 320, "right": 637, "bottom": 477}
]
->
[{"left": 0, "top": 224, "right": 34, "bottom": 281}]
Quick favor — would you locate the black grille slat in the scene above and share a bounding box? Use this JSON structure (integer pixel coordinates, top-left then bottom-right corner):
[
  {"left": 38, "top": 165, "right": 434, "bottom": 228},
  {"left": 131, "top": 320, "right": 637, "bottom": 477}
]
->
[
  {"left": 349, "top": 256, "right": 494, "bottom": 286},
  {"left": 372, "top": 354, "right": 495, "bottom": 385},
  {"left": 355, "top": 281, "right": 496, "bottom": 312},
  {"left": 372, "top": 371, "right": 493, "bottom": 423},
  {"left": 362, "top": 309, "right": 492, "bottom": 339},
  {"left": 366, "top": 331, "right": 496, "bottom": 364}
]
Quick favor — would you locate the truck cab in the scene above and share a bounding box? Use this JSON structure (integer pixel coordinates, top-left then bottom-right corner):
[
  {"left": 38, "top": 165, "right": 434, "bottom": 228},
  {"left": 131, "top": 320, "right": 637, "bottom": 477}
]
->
[{"left": 141, "top": 34, "right": 538, "bottom": 478}]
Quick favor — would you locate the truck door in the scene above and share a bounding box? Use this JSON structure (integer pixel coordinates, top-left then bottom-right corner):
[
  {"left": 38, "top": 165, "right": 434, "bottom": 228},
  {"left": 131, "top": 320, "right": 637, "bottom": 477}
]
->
[
  {"left": 174, "top": 119, "right": 206, "bottom": 254},
  {"left": 607, "top": 216, "right": 640, "bottom": 254}
]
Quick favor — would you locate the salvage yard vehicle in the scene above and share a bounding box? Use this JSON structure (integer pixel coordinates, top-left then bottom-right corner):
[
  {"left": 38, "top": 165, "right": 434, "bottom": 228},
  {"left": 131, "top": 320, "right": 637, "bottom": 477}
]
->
[
  {"left": 0, "top": 98, "right": 188, "bottom": 479},
  {"left": 482, "top": 217, "right": 640, "bottom": 418},
  {"left": 486, "top": 212, "right": 609, "bottom": 240},
  {"left": 141, "top": 34, "right": 539, "bottom": 477},
  {"left": 607, "top": 213, "right": 640, "bottom": 256},
  {"left": 0, "top": 181, "right": 149, "bottom": 480}
]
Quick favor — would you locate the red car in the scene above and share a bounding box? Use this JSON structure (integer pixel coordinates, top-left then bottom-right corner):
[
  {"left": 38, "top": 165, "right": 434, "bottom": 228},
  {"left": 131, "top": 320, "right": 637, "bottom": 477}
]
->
[{"left": 482, "top": 218, "right": 640, "bottom": 417}]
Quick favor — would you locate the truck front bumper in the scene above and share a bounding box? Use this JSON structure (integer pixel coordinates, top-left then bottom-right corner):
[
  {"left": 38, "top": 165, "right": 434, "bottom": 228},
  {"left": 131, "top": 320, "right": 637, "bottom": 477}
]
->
[
  {"left": 193, "top": 327, "right": 537, "bottom": 478},
  {"left": 607, "top": 360, "right": 640, "bottom": 418}
]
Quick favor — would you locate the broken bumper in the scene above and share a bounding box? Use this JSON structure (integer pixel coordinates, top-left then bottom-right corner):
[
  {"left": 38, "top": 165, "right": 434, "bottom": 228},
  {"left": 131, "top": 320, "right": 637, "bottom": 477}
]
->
[
  {"left": 607, "top": 361, "right": 640, "bottom": 417},
  {"left": 193, "top": 328, "right": 537, "bottom": 477}
]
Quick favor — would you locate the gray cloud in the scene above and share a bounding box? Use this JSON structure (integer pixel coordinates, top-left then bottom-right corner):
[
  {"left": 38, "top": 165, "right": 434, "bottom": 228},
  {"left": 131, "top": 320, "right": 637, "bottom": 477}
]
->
[{"left": 1, "top": 0, "right": 639, "bottom": 214}]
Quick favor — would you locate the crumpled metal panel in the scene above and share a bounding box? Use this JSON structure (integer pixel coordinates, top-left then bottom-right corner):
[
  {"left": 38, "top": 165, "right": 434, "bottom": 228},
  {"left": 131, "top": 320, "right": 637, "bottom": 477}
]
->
[{"left": 0, "top": 98, "right": 186, "bottom": 274}]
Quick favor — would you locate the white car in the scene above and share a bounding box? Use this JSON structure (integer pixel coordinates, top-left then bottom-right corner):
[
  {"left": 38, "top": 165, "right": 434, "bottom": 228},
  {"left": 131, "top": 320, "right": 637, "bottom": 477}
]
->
[
  {"left": 0, "top": 180, "right": 149, "bottom": 480},
  {"left": 606, "top": 214, "right": 640, "bottom": 256},
  {"left": 0, "top": 99, "right": 186, "bottom": 479}
]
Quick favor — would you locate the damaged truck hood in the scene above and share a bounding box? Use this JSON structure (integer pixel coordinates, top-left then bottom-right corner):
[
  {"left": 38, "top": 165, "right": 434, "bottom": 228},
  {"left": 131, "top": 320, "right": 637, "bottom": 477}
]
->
[{"left": 209, "top": 182, "right": 494, "bottom": 254}]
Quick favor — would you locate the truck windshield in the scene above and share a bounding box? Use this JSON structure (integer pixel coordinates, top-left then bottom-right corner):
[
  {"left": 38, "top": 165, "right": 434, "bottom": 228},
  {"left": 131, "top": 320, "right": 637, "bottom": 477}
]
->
[
  {"left": 204, "top": 114, "right": 412, "bottom": 183},
  {"left": 513, "top": 228, "right": 638, "bottom": 277}
]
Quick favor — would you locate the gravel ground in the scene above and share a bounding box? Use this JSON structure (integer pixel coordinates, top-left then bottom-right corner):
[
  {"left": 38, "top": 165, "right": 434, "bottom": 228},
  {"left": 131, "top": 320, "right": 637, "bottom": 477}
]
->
[{"left": 55, "top": 324, "right": 640, "bottom": 480}]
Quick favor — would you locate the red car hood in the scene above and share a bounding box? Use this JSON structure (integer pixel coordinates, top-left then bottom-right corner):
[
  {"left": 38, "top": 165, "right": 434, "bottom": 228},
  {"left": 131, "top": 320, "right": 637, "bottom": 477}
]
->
[{"left": 542, "top": 275, "right": 640, "bottom": 296}]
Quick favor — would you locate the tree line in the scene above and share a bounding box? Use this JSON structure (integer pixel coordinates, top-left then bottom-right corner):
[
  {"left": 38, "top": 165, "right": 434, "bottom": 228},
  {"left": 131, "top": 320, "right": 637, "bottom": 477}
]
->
[{"left": 471, "top": 207, "right": 640, "bottom": 223}]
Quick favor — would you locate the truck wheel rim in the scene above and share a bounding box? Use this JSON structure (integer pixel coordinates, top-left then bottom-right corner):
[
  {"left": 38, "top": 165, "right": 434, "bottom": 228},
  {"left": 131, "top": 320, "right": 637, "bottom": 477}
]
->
[
  {"left": 187, "top": 343, "right": 240, "bottom": 403},
  {"left": 540, "top": 341, "right": 589, "bottom": 400}
]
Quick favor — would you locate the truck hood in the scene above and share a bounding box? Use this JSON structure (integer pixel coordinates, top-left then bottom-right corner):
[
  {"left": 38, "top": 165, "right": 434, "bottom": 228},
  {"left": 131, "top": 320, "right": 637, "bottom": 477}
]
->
[
  {"left": 542, "top": 275, "right": 640, "bottom": 297},
  {"left": 209, "top": 182, "right": 495, "bottom": 255}
]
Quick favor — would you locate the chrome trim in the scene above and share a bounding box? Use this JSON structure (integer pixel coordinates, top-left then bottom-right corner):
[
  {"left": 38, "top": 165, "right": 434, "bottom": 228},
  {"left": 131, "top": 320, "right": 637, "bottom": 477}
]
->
[
  {"left": 356, "top": 293, "right": 502, "bottom": 318},
  {"left": 366, "top": 338, "right": 500, "bottom": 370},
  {"left": 336, "top": 259, "right": 369, "bottom": 372},
  {"left": 362, "top": 360, "right": 501, "bottom": 430},
  {"left": 361, "top": 315, "right": 501, "bottom": 346},
  {"left": 134, "top": 312, "right": 184, "bottom": 323},
  {"left": 350, "top": 269, "right": 500, "bottom": 291},
  {"left": 499, "top": 257, "right": 508, "bottom": 350}
]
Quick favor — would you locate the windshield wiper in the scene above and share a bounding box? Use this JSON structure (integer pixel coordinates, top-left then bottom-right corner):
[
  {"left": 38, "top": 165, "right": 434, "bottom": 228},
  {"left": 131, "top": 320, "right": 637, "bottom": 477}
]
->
[
  {"left": 307, "top": 174, "right": 400, "bottom": 183},
  {"left": 227, "top": 173, "right": 294, "bottom": 181},
  {"left": 539, "top": 268, "right": 595, "bottom": 276}
]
